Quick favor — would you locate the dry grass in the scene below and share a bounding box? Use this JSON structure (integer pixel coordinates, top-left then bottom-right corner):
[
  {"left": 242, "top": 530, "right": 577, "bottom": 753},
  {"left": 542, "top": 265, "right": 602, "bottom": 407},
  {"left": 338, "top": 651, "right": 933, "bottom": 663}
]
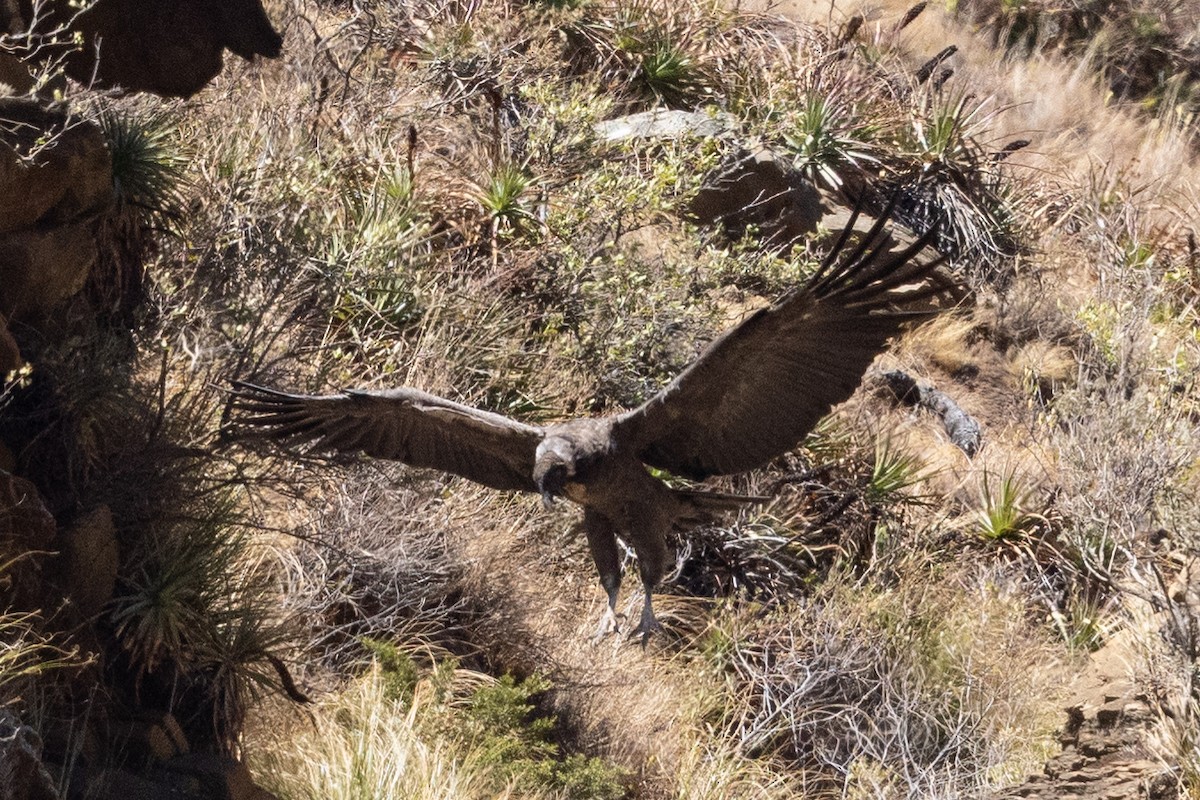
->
[
  {"left": 695, "top": 566, "right": 1066, "bottom": 798},
  {"left": 248, "top": 662, "right": 541, "bottom": 800}
]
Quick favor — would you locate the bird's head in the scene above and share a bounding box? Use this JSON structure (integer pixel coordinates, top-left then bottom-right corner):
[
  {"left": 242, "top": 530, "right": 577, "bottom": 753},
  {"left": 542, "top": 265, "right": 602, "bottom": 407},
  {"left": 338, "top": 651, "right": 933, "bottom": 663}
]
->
[{"left": 533, "top": 438, "right": 575, "bottom": 508}]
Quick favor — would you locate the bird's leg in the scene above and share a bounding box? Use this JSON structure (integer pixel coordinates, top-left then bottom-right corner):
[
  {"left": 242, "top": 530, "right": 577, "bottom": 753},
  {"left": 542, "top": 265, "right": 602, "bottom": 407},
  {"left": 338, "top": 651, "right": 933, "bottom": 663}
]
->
[
  {"left": 631, "top": 534, "right": 667, "bottom": 648},
  {"left": 583, "top": 511, "right": 623, "bottom": 642},
  {"left": 595, "top": 572, "right": 621, "bottom": 642},
  {"left": 633, "top": 569, "right": 665, "bottom": 647}
]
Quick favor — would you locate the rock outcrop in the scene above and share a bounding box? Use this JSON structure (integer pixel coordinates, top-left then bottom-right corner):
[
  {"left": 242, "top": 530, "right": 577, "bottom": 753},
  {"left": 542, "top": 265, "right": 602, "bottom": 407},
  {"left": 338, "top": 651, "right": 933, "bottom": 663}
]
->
[
  {"left": 593, "top": 111, "right": 844, "bottom": 248},
  {"left": 690, "top": 145, "right": 835, "bottom": 246},
  {"left": 1001, "top": 631, "right": 1178, "bottom": 800},
  {"left": 0, "top": 97, "right": 114, "bottom": 322},
  {"left": 3, "top": 0, "right": 283, "bottom": 98}
]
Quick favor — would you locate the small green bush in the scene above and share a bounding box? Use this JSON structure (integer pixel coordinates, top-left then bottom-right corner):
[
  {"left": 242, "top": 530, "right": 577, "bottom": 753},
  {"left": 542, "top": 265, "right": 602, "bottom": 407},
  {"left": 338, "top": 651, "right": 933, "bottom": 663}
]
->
[{"left": 368, "top": 647, "right": 628, "bottom": 800}]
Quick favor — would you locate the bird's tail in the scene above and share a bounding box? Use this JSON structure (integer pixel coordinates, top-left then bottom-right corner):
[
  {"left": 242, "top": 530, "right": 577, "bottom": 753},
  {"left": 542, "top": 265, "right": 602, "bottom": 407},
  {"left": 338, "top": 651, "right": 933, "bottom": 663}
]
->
[{"left": 670, "top": 487, "right": 767, "bottom": 526}]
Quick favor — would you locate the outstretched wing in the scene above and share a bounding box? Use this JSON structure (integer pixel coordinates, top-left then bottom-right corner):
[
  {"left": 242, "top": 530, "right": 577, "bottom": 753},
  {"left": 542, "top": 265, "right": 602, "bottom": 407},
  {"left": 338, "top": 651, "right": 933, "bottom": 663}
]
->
[
  {"left": 226, "top": 382, "right": 545, "bottom": 492},
  {"left": 612, "top": 200, "right": 954, "bottom": 480}
]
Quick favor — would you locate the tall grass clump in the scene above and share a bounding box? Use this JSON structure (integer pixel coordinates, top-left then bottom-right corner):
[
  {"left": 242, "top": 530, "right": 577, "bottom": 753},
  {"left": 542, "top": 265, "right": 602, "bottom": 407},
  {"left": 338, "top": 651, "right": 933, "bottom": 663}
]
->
[
  {"left": 250, "top": 640, "right": 627, "bottom": 800},
  {"left": 251, "top": 663, "right": 501, "bottom": 800}
]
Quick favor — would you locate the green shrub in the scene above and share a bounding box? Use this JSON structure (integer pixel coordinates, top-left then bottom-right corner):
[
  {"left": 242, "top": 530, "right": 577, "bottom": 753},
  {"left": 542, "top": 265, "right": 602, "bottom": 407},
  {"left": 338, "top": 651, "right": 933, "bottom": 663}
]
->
[
  {"left": 360, "top": 637, "right": 422, "bottom": 703},
  {"left": 365, "top": 648, "right": 628, "bottom": 799}
]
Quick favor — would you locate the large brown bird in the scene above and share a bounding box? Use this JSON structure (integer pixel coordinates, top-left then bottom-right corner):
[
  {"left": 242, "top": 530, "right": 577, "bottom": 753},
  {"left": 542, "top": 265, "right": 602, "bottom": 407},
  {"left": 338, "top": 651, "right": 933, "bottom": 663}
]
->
[{"left": 226, "top": 200, "right": 954, "bottom": 644}]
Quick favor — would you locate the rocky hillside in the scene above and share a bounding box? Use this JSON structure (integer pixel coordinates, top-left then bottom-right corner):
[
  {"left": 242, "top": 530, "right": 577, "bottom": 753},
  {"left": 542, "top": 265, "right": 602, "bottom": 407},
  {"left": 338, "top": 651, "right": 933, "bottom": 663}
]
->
[{"left": 1, "top": 1, "right": 1198, "bottom": 799}]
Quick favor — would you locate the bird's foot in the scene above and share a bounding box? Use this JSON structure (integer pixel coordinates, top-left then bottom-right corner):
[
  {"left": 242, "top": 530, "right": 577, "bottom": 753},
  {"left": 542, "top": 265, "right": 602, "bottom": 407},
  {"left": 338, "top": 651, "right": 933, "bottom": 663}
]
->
[
  {"left": 592, "top": 606, "right": 624, "bottom": 644},
  {"left": 632, "top": 606, "right": 664, "bottom": 649}
]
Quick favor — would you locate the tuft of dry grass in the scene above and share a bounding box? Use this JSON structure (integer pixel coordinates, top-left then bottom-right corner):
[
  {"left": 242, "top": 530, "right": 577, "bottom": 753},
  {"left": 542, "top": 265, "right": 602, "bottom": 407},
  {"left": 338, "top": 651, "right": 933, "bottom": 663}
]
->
[
  {"left": 895, "top": 313, "right": 979, "bottom": 376},
  {"left": 1006, "top": 339, "right": 1076, "bottom": 388},
  {"left": 249, "top": 663, "right": 531, "bottom": 800}
]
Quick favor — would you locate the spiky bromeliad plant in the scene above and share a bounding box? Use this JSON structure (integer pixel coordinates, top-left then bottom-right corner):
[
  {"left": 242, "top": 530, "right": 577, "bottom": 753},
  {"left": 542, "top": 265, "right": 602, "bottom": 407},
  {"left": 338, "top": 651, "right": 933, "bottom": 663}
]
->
[
  {"left": 974, "top": 468, "right": 1045, "bottom": 544},
  {"left": 93, "top": 108, "right": 189, "bottom": 322},
  {"left": 479, "top": 162, "right": 538, "bottom": 239},
  {"left": 109, "top": 485, "right": 299, "bottom": 749},
  {"left": 100, "top": 110, "right": 188, "bottom": 220},
  {"left": 566, "top": 1, "right": 714, "bottom": 110},
  {"left": 783, "top": 93, "right": 879, "bottom": 189},
  {"left": 865, "top": 435, "right": 934, "bottom": 508},
  {"left": 638, "top": 36, "right": 708, "bottom": 108},
  {"left": 891, "top": 89, "right": 1021, "bottom": 274}
]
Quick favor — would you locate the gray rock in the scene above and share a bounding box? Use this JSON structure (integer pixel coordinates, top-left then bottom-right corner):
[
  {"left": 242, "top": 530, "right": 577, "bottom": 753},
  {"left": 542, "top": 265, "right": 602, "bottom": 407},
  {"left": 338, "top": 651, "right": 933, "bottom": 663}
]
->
[{"left": 594, "top": 109, "right": 736, "bottom": 142}]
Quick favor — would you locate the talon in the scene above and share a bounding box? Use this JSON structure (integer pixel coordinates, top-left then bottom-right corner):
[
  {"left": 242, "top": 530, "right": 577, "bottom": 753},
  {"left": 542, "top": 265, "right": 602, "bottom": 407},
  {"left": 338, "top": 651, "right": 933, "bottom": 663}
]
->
[
  {"left": 633, "top": 618, "right": 664, "bottom": 648},
  {"left": 632, "top": 594, "right": 664, "bottom": 648},
  {"left": 592, "top": 606, "right": 623, "bottom": 643}
]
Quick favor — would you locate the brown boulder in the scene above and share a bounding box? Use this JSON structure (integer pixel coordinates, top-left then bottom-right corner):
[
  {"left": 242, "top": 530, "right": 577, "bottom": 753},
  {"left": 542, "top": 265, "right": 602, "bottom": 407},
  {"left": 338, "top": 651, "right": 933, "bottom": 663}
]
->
[
  {"left": 0, "top": 469, "right": 58, "bottom": 612},
  {"left": 0, "top": 97, "right": 113, "bottom": 321},
  {"left": 6, "top": 0, "right": 283, "bottom": 98},
  {"left": 155, "top": 753, "right": 279, "bottom": 800},
  {"left": 0, "top": 98, "right": 112, "bottom": 232},
  {"left": 114, "top": 709, "right": 189, "bottom": 768},
  {"left": 0, "top": 221, "right": 102, "bottom": 321},
  {"left": 57, "top": 505, "right": 119, "bottom": 619},
  {"left": 86, "top": 768, "right": 198, "bottom": 800},
  {"left": 690, "top": 146, "right": 833, "bottom": 247}
]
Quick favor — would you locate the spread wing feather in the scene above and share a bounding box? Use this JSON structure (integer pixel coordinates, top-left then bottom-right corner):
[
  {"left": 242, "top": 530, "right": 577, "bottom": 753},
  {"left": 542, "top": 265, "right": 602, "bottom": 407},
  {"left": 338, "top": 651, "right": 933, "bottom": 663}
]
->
[
  {"left": 613, "top": 201, "right": 953, "bottom": 480},
  {"left": 227, "top": 382, "right": 544, "bottom": 492}
]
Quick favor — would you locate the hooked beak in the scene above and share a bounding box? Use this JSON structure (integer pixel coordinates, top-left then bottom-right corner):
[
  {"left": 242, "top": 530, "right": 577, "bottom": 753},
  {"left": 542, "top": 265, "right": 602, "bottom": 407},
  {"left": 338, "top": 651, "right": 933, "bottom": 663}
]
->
[{"left": 541, "top": 489, "right": 556, "bottom": 509}]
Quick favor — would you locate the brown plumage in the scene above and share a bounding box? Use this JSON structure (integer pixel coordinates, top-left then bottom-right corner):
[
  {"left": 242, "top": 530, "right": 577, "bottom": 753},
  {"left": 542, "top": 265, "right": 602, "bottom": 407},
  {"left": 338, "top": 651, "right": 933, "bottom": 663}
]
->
[{"left": 226, "top": 200, "right": 956, "bottom": 644}]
